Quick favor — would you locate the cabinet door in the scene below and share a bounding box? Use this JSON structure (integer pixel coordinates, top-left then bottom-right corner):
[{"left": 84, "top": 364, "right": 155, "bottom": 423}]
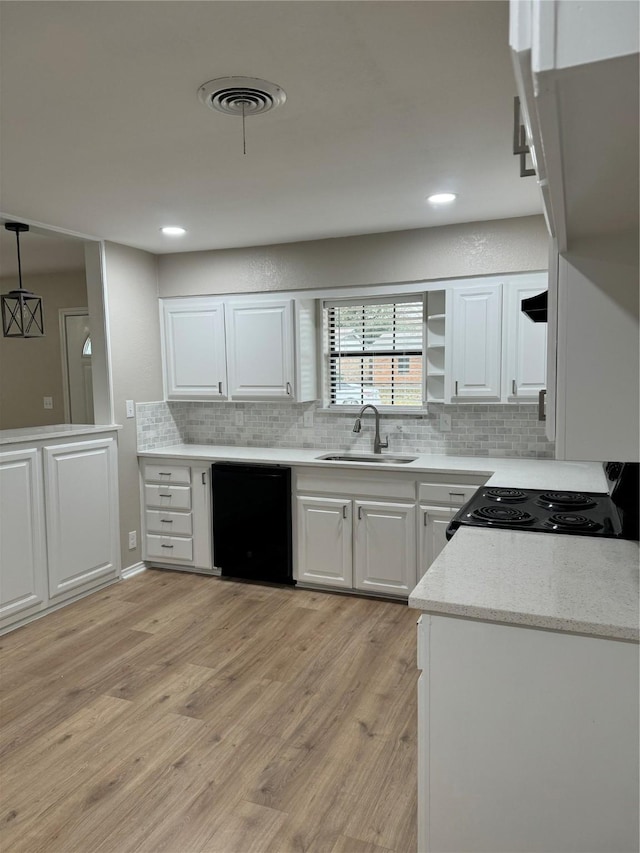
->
[
  {"left": 162, "top": 297, "right": 227, "bottom": 400},
  {"left": 296, "top": 496, "right": 352, "bottom": 588},
  {"left": 503, "top": 281, "right": 547, "bottom": 400},
  {"left": 226, "top": 300, "right": 294, "bottom": 399},
  {"left": 418, "top": 504, "right": 454, "bottom": 580},
  {"left": 451, "top": 285, "right": 502, "bottom": 400},
  {"left": 354, "top": 500, "right": 416, "bottom": 596},
  {"left": 191, "top": 465, "right": 214, "bottom": 572},
  {"left": 44, "top": 438, "right": 120, "bottom": 600},
  {"left": 0, "top": 448, "right": 47, "bottom": 626}
]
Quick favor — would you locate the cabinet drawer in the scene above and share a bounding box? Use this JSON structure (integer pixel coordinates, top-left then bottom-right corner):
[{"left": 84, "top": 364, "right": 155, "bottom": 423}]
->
[
  {"left": 144, "top": 463, "right": 191, "bottom": 485},
  {"left": 146, "top": 534, "right": 193, "bottom": 562},
  {"left": 145, "top": 509, "right": 193, "bottom": 536},
  {"left": 144, "top": 484, "right": 191, "bottom": 510},
  {"left": 418, "top": 482, "right": 480, "bottom": 506}
]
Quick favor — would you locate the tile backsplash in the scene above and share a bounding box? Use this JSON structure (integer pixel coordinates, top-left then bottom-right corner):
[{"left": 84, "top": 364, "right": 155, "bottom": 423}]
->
[{"left": 136, "top": 400, "right": 554, "bottom": 458}]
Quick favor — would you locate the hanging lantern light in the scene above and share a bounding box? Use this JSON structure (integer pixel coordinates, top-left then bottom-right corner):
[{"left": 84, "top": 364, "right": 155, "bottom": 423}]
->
[{"left": 2, "top": 222, "right": 44, "bottom": 338}]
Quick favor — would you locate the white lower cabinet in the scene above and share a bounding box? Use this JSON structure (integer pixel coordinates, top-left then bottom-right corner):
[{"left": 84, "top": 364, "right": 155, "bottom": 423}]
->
[
  {"left": 296, "top": 496, "right": 353, "bottom": 588},
  {"left": 354, "top": 500, "right": 416, "bottom": 596},
  {"left": 44, "top": 438, "right": 120, "bottom": 601},
  {"left": 140, "top": 459, "right": 213, "bottom": 574},
  {"left": 0, "top": 448, "right": 47, "bottom": 625},
  {"left": 418, "top": 505, "right": 454, "bottom": 580},
  {"left": 0, "top": 431, "right": 121, "bottom": 634},
  {"left": 417, "top": 613, "right": 639, "bottom": 853}
]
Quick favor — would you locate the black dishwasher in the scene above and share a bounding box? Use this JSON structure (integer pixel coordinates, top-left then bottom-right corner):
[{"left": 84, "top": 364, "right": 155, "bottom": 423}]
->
[{"left": 212, "top": 463, "right": 293, "bottom": 585}]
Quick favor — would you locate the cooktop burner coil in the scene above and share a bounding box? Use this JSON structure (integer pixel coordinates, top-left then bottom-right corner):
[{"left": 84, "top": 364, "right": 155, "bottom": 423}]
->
[
  {"left": 484, "top": 488, "right": 528, "bottom": 503},
  {"left": 470, "top": 505, "right": 536, "bottom": 524},
  {"left": 537, "top": 492, "right": 597, "bottom": 510},
  {"left": 545, "top": 513, "right": 602, "bottom": 532}
]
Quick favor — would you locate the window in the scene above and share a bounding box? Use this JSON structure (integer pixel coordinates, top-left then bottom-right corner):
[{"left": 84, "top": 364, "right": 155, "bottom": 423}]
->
[{"left": 324, "top": 295, "right": 424, "bottom": 408}]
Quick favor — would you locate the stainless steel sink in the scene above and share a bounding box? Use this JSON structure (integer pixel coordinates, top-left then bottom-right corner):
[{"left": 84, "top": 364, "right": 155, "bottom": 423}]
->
[{"left": 317, "top": 453, "right": 417, "bottom": 464}]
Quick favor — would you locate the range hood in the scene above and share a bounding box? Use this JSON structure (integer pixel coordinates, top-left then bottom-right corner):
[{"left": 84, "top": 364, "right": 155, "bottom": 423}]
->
[{"left": 521, "top": 290, "right": 547, "bottom": 323}]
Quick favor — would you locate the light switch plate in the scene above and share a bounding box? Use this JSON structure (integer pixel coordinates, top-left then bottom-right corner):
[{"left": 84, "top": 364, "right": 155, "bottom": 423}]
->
[
  {"left": 303, "top": 410, "right": 314, "bottom": 428},
  {"left": 43, "top": 396, "right": 53, "bottom": 410},
  {"left": 125, "top": 400, "right": 135, "bottom": 418},
  {"left": 235, "top": 410, "right": 244, "bottom": 427},
  {"left": 439, "top": 413, "right": 452, "bottom": 432}
]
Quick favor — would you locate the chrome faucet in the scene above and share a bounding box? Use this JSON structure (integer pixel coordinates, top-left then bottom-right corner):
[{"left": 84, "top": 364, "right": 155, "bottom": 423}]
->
[{"left": 353, "top": 404, "right": 389, "bottom": 454}]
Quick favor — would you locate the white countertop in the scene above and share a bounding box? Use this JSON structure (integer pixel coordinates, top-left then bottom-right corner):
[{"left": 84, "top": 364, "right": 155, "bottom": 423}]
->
[
  {"left": 409, "top": 528, "right": 639, "bottom": 641},
  {"left": 138, "top": 444, "right": 608, "bottom": 492},
  {"left": 0, "top": 424, "right": 122, "bottom": 445}
]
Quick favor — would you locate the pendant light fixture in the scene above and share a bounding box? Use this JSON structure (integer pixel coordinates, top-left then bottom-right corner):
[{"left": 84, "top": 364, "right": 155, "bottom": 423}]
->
[{"left": 2, "top": 222, "right": 44, "bottom": 338}]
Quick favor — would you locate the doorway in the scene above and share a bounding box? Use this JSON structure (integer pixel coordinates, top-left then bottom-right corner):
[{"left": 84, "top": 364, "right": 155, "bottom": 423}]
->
[{"left": 59, "top": 308, "right": 94, "bottom": 424}]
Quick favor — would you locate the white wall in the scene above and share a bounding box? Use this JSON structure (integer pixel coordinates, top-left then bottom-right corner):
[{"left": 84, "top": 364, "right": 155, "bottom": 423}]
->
[
  {"left": 158, "top": 215, "right": 549, "bottom": 296},
  {"left": 103, "top": 242, "right": 163, "bottom": 571}
]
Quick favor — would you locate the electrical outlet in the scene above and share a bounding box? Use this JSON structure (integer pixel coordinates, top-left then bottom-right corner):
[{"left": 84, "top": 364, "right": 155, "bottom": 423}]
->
[
  {"left": 125, "top": 400, "right": 135, "bottom": 418},
  {"left": 439, "top": 413, "right": 452, "bottom": 432},
  {"left": 128, "top": 530, "right": 137, "bottom": 550},
  {"left": 43, "top": 396, "right": 53, "bottom": 410},
  {"left": 303, "top": 410, "right": 314, "bottom": 428},
  {"left": 235, "top": 410, "right": 244, "bottom": 427}
]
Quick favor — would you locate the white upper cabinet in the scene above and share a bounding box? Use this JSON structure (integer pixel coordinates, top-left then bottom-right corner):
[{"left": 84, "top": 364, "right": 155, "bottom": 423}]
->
[
  {"left": 503, "top": 280, "right": 547, "bottom": 400},
  {"left": 451, "top": 284, "right": 503, "bottom": 400},
  {"left": 162, "top": 297, "right": 227, "bottom": 400},
  {"left": 510, "top": 0, "right": 639, "bottom": 249},
  {"left": 225, "top": 300, "right": 294, "bottom": 400},
  {"left": 161, "top": 296, "right": 317, "bottom": 403}
]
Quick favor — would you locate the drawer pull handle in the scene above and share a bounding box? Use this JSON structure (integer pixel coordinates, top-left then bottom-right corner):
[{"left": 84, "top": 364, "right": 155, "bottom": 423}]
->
[
  {"left": 538, "top": 389, "right": 546, "bottom": 422},
  {"left": 358, "top": 506, "right": 363, "bottom": 520},
  {"left": 218, "top": 381, "right": 223, "bottom": 395},
  {"left": 161, "top": 544, "right": 174, "bottom": 549},
  {"left": 424, "top": 511, "right": 428, "bottom": 527},
  {"left": 202, "top": 472, "right": 206, "bottom": 485},
  {"left": 342, "top": 505, "right": 347, "bottom": 519},
  {"left": 160, "top": 519, "right": 173, "bottom": 523},
  {"left": 159, "top": 493, "right": 172, "bottom": 498},
  {"left": 455, "top": 380, "right": 459, "bottom": 396},
  {"left": 449, "top": 492, "right": 465, "bottom": 498},
  {"left": 286, "top": 381, "right": 292, "bottom": 396},
  {"left": 512, "top": 379, "right": 517, "bottom": 396},
  {"left": 158, "top": 472, "right": 171, "bottom": 476}
]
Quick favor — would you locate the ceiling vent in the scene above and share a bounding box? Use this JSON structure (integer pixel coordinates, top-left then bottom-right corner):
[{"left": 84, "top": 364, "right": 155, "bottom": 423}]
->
[{"left": 198, "top": 77, "right": 286, "bottom": 116}]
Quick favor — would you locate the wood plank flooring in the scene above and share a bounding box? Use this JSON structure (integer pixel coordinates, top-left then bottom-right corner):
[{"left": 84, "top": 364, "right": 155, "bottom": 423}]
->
[{"left": 0, "top": 571, "right": 418, "bottom": 853}]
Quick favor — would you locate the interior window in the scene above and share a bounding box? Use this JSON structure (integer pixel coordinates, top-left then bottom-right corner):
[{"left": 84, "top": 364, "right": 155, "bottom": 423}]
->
[{"left": 324, "top": 296, "right": 424, "bottom": 408}]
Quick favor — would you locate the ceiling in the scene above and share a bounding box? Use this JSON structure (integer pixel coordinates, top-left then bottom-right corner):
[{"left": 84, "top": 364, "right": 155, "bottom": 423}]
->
[{"left": 0, "top": 1, "right": 541, "bottom": 256}]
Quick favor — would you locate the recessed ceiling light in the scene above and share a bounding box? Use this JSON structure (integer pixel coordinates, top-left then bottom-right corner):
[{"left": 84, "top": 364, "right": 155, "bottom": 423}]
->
[
  {"left": 160, "top": 226, "right": 186, "bottom": 236},
  {"left": 427, "top": 193, "right": 457, "bottom": 205}
]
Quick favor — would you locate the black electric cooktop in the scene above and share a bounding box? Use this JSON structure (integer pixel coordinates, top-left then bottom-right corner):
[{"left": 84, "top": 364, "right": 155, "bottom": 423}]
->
[{"left": 447, "top": 487, "right": 624, "bottom": 539}]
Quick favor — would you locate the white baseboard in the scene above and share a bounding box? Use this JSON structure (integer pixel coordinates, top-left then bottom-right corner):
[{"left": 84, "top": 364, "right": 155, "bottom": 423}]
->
[{"left": 121, "top": 561, "right": 146, "bottom": 580}]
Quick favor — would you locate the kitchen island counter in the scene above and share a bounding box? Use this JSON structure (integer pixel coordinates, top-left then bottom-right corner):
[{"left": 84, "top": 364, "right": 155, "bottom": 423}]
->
[
  {"left": 409, "top": 527, "right": 639, "bottom": 641},
  {"left": 0, "top": 423, "right": 122, "bottom": 445}
]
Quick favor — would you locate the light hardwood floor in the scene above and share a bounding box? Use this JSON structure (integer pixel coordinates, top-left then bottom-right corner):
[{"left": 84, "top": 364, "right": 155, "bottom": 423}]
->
[{"left": 0, "top": 570, "right": 418, "bottom": 853}]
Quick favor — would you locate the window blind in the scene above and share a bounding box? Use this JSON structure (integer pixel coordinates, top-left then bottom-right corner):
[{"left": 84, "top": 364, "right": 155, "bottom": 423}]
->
[{"left": 325, "top": 297, "right": 424, "bottom": 408}]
